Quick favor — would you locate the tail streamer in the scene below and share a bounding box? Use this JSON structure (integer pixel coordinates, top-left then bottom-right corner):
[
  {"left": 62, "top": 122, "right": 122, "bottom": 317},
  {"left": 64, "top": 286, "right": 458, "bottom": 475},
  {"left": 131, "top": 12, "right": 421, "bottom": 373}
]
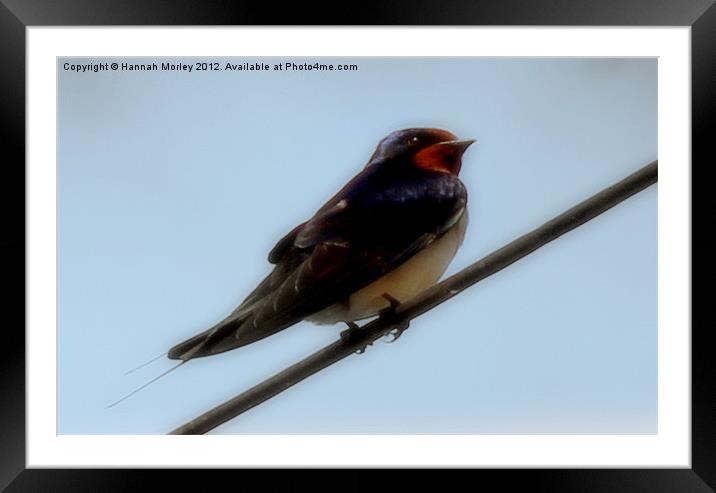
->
[{"left": 107, "top": 360, "right": 186, "bottom": 409}]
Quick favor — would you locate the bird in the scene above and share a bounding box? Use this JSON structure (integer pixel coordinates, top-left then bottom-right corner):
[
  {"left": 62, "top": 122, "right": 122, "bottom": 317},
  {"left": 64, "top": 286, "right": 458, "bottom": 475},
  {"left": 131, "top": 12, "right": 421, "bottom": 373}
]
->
[{"left": 168, "top": 128, "right": 475, "bottom": 361}]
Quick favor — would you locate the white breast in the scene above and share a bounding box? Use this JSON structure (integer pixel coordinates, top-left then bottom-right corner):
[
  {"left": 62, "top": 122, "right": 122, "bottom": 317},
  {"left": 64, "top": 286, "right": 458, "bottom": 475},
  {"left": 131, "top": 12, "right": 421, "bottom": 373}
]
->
[{"left": 307, "top": 210, "right": 469, "bottom": 324}]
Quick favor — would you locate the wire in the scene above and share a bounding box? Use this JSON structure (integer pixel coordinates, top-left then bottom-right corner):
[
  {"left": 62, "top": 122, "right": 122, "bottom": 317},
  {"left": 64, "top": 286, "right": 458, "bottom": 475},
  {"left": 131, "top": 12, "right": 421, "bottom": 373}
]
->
[{"left": 169, "top": 161, "right": 657, "bottom": 435}]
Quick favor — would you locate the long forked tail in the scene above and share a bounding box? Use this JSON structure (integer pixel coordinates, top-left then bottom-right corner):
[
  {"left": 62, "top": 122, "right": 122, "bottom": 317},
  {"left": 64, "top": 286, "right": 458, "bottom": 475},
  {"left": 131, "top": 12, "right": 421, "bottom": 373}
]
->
[
  {"left": 108, "top": 315, "right": 255, "bottom": 408},
  {"left": 107, "top": 360, "right": 186, "bottom": 408},
  {"left": 166, "top": 327, "right": 216, "bottom": 360},
  {"left": 167, "top": 313, "right": 256, "bottom": 361},
  {"left": 124, "top": 351, "right": 167, "bottom": 375}
]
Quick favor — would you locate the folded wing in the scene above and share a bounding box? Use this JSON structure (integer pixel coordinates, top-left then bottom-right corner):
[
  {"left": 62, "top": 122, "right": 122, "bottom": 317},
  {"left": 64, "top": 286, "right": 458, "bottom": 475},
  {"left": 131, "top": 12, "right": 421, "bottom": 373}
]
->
[{"left": 168, "top": 169, "right": 466, "bottom": 360}]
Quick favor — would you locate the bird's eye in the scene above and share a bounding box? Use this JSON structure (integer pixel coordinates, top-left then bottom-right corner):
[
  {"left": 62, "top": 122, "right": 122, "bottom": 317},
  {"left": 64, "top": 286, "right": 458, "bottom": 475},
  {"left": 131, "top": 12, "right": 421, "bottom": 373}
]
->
[{"left": 407, "top": 136, "right": 419, "bottom": 145}]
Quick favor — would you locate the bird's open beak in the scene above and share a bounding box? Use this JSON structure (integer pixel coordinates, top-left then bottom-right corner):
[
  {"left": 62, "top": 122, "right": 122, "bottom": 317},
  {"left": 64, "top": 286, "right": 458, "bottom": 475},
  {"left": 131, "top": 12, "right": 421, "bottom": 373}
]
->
[{"left": 414, "top": 138, "right": 476, "bottom": 175}]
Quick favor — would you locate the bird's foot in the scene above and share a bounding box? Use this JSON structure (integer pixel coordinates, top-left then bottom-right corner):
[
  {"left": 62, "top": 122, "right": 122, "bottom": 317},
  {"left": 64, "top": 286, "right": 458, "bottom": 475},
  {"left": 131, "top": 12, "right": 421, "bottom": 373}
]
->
[
  {"left": 378, "top": 293, "right": 410, "bottom": 343},
  {"left": 381, "top": 293, "right": 400, "bottom": 314},
  {"left": 384, "top": 320, "right": 410, "bottom": 343},
  {"left": 340, "top": 321, "right": 373, "bottom": 354},
  {"left": 355, "top": 342, "right": 373, "bottom": 355},
  {"left": 380, "top": 293, "right": 401, "bottom": 316},
  {"left": 340, "top": 321, "right": 361, "bottom": 341}
]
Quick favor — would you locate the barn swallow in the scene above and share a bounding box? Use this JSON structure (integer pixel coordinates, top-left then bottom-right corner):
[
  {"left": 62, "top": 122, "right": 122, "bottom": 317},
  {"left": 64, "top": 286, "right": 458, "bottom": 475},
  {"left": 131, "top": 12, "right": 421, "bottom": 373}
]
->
[{"left": 168, "top": 128, "right": 474, "bottom": 361}]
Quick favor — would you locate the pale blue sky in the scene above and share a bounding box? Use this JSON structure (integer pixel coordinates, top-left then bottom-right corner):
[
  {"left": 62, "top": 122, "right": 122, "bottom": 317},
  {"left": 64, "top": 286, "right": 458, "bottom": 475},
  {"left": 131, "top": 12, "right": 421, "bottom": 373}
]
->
[{"left": 58, "top": 57, "right": 657, "bottom": 434}]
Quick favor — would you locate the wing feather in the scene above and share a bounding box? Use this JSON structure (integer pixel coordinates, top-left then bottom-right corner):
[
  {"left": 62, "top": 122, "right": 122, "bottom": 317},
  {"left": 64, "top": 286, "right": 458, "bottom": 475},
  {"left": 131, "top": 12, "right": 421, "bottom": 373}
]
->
[{"left": 168, "top": 169, "right": 466, "bottom": 360}]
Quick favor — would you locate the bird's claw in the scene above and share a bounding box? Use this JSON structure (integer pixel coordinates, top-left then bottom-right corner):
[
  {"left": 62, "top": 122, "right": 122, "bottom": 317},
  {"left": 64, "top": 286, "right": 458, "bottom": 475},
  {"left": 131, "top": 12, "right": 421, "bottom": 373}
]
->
[
  {"left": 354, "top": 341, "right": 374, "bottom": 355},
  {"left": 383, "top": 321, "right": 410, "bottom": 343},
  {"left": 340, "top": 321, "right": 373, "bottom": 354},
  {"left": 340, "top": 321, "right": 361, "bottom": 341},
  {"left": 344, "top": 294, "right": 409, "bottom": 351},
  {"left": 377, "top": 293, "right": 410, "bottom": 343}
]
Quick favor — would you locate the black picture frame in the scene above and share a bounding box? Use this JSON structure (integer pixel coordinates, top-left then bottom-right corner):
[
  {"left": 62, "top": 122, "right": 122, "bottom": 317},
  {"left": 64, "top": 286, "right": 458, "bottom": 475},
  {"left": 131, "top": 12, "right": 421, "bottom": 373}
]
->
[{"left": 2, "top": 0, "right": 713, "bottom": 491}]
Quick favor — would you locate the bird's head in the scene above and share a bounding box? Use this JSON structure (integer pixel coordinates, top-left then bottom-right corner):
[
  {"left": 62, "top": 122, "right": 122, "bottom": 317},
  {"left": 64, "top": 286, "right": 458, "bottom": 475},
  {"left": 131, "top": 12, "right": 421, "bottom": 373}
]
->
[{"left": 368, "top": 128, "right": 475, "bottom": 175}]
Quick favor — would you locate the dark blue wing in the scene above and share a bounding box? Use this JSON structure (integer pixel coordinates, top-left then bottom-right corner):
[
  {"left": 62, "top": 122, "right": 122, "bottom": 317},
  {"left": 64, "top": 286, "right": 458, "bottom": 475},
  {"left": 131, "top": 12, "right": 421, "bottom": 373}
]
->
[{"left": 168, "top": 167, "right": 466, "bottom": 360}]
